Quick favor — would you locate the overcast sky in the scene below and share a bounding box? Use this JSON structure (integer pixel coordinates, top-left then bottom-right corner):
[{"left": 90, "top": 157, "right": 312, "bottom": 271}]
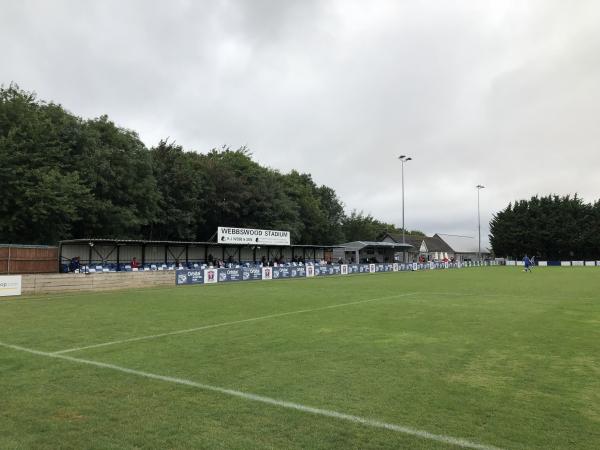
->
[{"left": 2, "top": 0, "right": 599, "bottom": 240}]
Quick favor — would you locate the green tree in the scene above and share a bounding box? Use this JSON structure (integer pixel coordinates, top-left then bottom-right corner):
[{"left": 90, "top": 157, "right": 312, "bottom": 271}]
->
[
  {"left": 341, "top": 210, "right": 403, "bottom": 242},
  {"left": 72, "top": 115, "right": 160, "bottom": 239},
  {"left": 281, "top": 171, "right": 328, "bottom": 244},
  {"left": 0, "top": 84, "right": 93, "bottom": 243},
  {"left": 315, "top": 186, "right": 345, "bottom": 244},
  {"left": 148, "top": 140, "right": 206, "bottom": 240},
  {"left": 490, "top": 194, "right": 598, "bottom": 260}
]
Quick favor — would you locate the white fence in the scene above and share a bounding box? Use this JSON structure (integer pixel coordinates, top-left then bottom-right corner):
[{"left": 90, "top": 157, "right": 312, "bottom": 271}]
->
[{"left": 507, "top": 260, "right": 598, "bottom": 267}]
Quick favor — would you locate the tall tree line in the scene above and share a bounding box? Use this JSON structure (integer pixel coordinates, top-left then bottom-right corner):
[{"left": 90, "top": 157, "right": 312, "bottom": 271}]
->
[
  {"left": 490, "top": 194, "right": 600, "bottom": 260},
  {"left": 0, "top": 84, "right": 411, "bottom": 245}
]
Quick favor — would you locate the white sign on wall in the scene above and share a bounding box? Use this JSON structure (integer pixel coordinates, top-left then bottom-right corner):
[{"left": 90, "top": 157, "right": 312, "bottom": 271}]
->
[
  {"left": 0, "top": 275, "right": 22, "bottom": 297},
  {"left": 204, "top": 269, "right": 218, "bottom": 284},
  {"left": 261, "top": 267, "right": 273, "bottom": 280},
  {"left": 218, "top": 227, "right": 291, "bottom": 246}
]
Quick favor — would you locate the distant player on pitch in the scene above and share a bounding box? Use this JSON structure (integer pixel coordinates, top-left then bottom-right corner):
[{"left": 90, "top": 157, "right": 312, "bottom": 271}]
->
[{"left": 523, "top": 255, "right": 532, "bottom": 272}]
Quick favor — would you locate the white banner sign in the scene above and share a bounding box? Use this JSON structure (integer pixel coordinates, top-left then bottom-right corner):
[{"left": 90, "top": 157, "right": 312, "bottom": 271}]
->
[
  {"left": 0, "top": 275, "right": 22, "bottom": 297},
  {"left": 204, "top": 269, "right": 218, "bottom": 284},
  {"left": 218, "top": 227, "right": 291, "bottom": 246},
  {"left": 261, "top": 266, "right": 273, "bottom": 280}
]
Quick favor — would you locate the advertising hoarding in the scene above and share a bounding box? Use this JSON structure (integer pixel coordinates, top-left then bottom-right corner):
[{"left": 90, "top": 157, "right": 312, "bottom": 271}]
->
[{"left": 0, "top": 276, "right": 21, "bottom": 297}]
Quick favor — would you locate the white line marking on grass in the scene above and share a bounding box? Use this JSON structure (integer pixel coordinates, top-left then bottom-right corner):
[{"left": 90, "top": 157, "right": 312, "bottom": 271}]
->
[
  {"left": 0, "top": 341, "right": 504, "bottom": 450},
  {"left": 52, "top": 292, "right": 419, "bottom": 355},
  {"left": 419, "top": 291, "right": 525, "bottom": 299}
]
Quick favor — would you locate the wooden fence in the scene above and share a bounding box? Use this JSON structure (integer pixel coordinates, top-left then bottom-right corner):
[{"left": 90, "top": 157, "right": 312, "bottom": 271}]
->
[{"left": 0, "top": 245, "right": 59, "bottom": 274}]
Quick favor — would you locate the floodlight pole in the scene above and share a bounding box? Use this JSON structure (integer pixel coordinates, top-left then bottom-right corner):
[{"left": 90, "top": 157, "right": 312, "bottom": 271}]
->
[
  {"left": 476, "top": 184, "right": 485, "bottom": 262},
  {"left": 398, "top": 155, "right": 412, "bottom": 263}
]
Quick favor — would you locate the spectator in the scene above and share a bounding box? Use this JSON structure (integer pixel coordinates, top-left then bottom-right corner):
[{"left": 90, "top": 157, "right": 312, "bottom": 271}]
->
[
  {"left": 69, "top": 256, "right": 80, "bottom": 272},
  {"left": 131, "top": 257, "right": 139, "bottom": 269}
]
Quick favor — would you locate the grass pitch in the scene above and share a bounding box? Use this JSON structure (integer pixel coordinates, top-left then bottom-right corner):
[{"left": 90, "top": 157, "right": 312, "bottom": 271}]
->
[{"left": 1, "top": 268, "right": 599, "bottom": 449}]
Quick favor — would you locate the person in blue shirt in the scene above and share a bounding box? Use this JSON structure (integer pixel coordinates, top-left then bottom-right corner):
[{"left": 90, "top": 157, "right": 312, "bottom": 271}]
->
[
  {"left": 523, "top": 255, "right": 532, "bottom": 272},
  {"left": 69, "top": 256, "right": 80, "bottom": 272}
]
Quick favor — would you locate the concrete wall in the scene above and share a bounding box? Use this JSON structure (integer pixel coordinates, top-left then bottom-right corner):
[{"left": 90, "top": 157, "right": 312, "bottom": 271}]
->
[{"left": 21, "top": 271, "right": 174, "bottom": 295}]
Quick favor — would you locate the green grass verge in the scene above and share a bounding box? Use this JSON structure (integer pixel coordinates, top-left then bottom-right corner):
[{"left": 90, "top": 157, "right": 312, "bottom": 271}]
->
[{"left": 1, "top": 268, "right": 599, "bottom": 449}]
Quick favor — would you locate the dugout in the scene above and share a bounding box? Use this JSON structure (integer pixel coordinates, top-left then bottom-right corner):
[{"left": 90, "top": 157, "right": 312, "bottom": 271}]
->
[
  {"left": 59, "top": 239, "right": 341, "bottom": 272},
  {"left": 333, "top": 241, "right": 413, "bottom": 264}
]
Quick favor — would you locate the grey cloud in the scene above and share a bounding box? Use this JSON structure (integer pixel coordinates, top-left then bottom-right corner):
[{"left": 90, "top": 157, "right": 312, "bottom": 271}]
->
[{"left": 2, "top": 0, "right": 599, "bottom": 240}]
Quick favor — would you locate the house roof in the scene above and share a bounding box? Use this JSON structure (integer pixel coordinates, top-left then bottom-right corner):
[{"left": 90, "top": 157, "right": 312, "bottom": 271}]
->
[
  {"left": 434, "top": 234, "right": 491, "bottom": 254},
  {"left": 421, "top": 236, "right": 453, "bottom": 253},
  {"left": 380, "top": 232, "right": 453, "bottom": 253},
  {"left": 380, "top": 232, "right": 423, "bottom": 247}
]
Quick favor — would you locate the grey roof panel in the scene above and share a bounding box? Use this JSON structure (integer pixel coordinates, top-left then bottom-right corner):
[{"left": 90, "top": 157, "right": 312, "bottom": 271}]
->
[
  {"left": 435, "top": 234, "right": 491, "bottom": 253},
  {"left": 339, "top": 241, "right": 413, "bottom": 250}
]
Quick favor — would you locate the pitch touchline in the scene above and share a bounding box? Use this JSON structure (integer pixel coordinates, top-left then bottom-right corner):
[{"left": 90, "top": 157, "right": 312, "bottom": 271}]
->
[
  {"left": 52, "top": 292, "right": 419, "bottom": 355},
  {"left": 0, "top": 341, "right": 504, "bottom": 450}
]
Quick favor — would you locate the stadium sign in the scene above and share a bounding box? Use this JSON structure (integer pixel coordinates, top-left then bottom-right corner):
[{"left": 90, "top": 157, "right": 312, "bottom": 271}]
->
[{"left": 217, "top": 227, "right": 291, "bottom": 246}]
